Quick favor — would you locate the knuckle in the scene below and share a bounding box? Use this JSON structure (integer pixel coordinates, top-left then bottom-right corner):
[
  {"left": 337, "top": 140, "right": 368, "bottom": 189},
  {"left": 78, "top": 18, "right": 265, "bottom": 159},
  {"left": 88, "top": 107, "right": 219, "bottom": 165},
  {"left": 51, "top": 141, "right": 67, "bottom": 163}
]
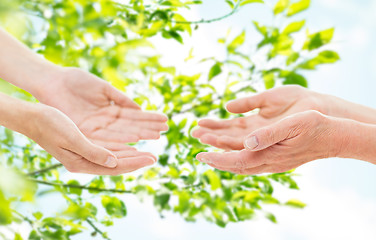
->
[{"left": 235, "top": 157, "right": 247, "bottom": 170}]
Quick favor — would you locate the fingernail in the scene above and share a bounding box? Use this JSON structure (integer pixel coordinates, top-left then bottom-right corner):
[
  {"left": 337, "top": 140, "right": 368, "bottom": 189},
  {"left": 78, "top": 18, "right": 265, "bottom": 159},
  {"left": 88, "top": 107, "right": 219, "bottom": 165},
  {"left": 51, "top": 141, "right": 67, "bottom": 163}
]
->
[
  {"left": 245, "top": 136, "right": 259, "bottom": 150},
  {"left": 144, "top": 157, "right": 156, "bottom": 166},
  {"left": 199, "top": 157, "right": 211, "bottom": 164},
  {"left": 105, "top": 156, "right": 118, "bottom": 168}
]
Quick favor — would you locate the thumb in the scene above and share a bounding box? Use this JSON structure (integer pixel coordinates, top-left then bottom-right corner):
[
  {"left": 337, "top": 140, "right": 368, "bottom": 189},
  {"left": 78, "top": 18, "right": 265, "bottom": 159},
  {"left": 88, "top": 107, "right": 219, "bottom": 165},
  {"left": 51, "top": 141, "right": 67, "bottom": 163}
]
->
[
  {"left": 243, "top": 117, "right": 294, "bottom": 151},
  {"left": 71, "top": 135, "right": 119, "bottom": 168},
  {"left": 226, "top": 93, "right": 265, "bottom": 114}
]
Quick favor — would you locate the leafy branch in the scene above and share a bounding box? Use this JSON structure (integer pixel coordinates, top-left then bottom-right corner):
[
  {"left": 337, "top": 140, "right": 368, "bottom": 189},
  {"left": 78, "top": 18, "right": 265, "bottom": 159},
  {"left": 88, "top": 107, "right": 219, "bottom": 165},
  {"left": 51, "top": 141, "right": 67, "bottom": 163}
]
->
[
  {"left": 30, "top": 179, "right": 133, "bottom": 194},
  {"left": 170, "top": 2, "right": 241, "bottom": 24},
  {"left": 27, "top": 163, "right": 63, "bottom": 176},
  {"left": 87, "top": 219, "right": 111, "bottom": 240}
]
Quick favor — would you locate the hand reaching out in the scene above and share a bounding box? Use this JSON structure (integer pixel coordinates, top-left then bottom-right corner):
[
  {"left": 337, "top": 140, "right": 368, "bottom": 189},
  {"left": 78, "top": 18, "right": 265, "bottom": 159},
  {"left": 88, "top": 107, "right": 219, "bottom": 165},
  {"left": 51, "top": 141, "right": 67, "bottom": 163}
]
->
[
  {"left": 36, "top": 67, "right": 168, "bottom": 145},
  {"left": 196, "top": 111, "right": 339, "bottom": 175},
  {"left": 0, "top": 93, "right": 157, "bottom": 175},
  {"left": 192, "top": 85, "right": 326, "bottom": 151}
]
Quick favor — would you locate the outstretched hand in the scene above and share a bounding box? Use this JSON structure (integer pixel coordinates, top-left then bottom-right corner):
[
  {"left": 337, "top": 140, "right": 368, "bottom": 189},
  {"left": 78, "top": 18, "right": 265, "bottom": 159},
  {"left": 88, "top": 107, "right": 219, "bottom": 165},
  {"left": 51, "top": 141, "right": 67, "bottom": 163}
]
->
[
  {"left": 37, "top": 67, "right": 168, "bottom": 146},
  {"left": 23, "top": 103, "right": 157, "bottom": 175},
  {"left": 196, "top": 111, "right": 339, "bottom": 175},
  {"left": 192, "top": 85, "right": 325, "bottom": 151}
]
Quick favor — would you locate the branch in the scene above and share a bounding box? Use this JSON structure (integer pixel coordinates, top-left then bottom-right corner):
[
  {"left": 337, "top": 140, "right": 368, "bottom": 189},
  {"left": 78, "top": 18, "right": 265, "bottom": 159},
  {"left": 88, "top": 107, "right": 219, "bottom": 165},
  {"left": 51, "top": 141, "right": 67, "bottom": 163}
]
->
[
  {"left": 27, "top": 163, "right": 63, "bottom": 176},
  {"left": 170, "top": 3, "right": 240, "bottom": 25},
  {"left": 87, "top": 219, "right": 111, "bottom": 240},
  {"left": 30, "top": 179, "right": 133, "bottom": 194}
]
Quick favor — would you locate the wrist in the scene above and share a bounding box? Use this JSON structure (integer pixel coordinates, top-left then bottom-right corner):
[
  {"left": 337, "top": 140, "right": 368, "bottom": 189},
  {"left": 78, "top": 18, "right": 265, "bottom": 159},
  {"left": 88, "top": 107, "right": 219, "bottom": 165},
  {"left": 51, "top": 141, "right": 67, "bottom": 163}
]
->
[
  {"left": 328, "top": 117, "right": 376, "bottom": 163},
  {"left": 0, "top": 94, "right": 40, "bottom": 137},
  {"left": 24, "top": 62, "right": 63, "bottom": 100}
]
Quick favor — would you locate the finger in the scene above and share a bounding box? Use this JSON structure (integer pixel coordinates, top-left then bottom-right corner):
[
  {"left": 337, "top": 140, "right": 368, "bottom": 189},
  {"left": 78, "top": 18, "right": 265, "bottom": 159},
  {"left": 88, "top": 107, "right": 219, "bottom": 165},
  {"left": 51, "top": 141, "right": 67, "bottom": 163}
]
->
[
  {"left": 198, "top": 119, "right": 233, "bottom": 129},
  {"left": 90, "top": 139, "right": 137, "bottom": 151},
  {"left": 230, "top": 164, "right": 270, "bottom": 175},
  {"left": 226, "top": 93, "right": 265, "bottom": 114},
  {"left": 217, "top": 135, "right": 245, "bottom": 150},
  {"left": 65, "top": 155, "right": 156, "bottom": 175},
  {"left": 203, "top": 156, "right": 270, "bottom": 175},
  {"left": 106, "top": 84, "right": 141, "bottom": 110},
  {"left": 120, "top": 119, "right": 169, "bottom": 131},
  {"left": 67, "top": 135, "right": 119, "bottom": 168},
  {"left": 199, "top": 133, "right": 225, "bottom": 149},
  {"left": 244, "top": 114, "right": 301, "bottom": 151},
  {"left": 196, "top": 149, "right": 265, "bottom": 169},
  {"left": 191, "top": 127, "right": 217, "bottom": 138},
  {"left": 113, "top": 150, "right": 157, "bottom": 161},
  {"left": 120, "top": 108, "right": 168, "bottom": 122},
  {"left": 90, "top": 129, "right": 140, "bottom": 143}
]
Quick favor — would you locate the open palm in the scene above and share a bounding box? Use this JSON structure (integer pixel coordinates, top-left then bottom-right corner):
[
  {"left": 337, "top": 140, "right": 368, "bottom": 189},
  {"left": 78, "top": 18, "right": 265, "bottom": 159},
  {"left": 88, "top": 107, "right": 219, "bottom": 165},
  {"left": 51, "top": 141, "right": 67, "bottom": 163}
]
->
[
  {"left": 192, "top": 85, "right": 325, "bottom": 150},
  {"left": 38, "top": 67, "right": 168, "bottom": 147}
]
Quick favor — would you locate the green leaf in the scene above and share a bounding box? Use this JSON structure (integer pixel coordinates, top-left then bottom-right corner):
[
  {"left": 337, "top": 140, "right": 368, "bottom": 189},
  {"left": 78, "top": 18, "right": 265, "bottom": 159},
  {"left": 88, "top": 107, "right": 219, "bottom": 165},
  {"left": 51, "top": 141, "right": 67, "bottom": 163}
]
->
[
  {"left": 287, "top": 0, "right": 310, "bottom": 16},
  {"left": 253, "top": 21, "right": 267, "bottom": 36},
  {"left": 240, "top": 0, "right": 264, "bottom": 7},
  {"left": 286, "top": 52, "right": 300, "bottom": 65},
  {"left": 281, "top": 71, "right": 308, "bottom": 87},
  {"left": 285, "top": 199, "right": 306, "bottom": 208},
  {"left": 303, "top": 28, "right": 335, "bottom": 50},
  {"left": 208, "top": 62, "right": 222, "bottom": 80},
  {"left": 101, "top": 196, "right": 127, "bottom": 218},
  {"left": 273, "top": 0, "right": 289, "bottom": 15},
  {"left": 225, "top": 0, "right": 235, "bottom": 9},
  {"left": 227, "top": 30, "right": 246, "bottom": 53},
  {"left": 282, "top": 20, "right": 305, "bottom": 35},
  {"left": 0, "top": 191, "right": 11, "bottom": 225},
  {"left": 299, "top": 50, "right": 340, "bottom": 69},
  {"left": 14, "top": 233, "right": 23, "bottom": 240},
  {"left": 66, "top": 180, "right": 82, "bottom": 196},
  {"left": 263, "top": 72, "right": 275, "bottom": 89},
  {"left": 154, "top": 194, "right": 170, "bottom": 209},
  {"left": 265, "top": 212, "right": 277, "bottom": 223},
  {"left": 204, "top": 170, "right": 222, "bottom": 190}
]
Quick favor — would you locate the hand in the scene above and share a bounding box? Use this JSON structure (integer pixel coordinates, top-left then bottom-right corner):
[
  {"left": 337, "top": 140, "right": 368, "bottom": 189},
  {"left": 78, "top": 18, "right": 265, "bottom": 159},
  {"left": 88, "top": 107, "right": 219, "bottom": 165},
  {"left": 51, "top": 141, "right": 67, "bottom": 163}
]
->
[
  {"left": 35, "top": 67, "right": 168, "bottom": 145},
  {"left": 192, "top": 85, "right": 326, "bottom": 150},
  {"left": 28, "top": 104, "right": 157, "bottom": 175},
  {"left": 196, "top": 111, "right": 339, "bottom": 175}
]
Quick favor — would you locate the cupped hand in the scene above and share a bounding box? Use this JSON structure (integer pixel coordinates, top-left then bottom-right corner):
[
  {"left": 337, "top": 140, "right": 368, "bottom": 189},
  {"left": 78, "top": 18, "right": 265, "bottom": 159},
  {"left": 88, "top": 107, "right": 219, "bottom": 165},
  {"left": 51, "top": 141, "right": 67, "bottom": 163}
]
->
[
  {"left": 37, "top": 67, "right": 168, "bottom": 145},
  {"left": 28, "top": 104, "right": 157, "bottom": 175},
  {"left": 196, "top": 111, "right": 339, "bottom": 175},
  {"left": 192, "top": 85, "right": 326, "bottom": 150}
]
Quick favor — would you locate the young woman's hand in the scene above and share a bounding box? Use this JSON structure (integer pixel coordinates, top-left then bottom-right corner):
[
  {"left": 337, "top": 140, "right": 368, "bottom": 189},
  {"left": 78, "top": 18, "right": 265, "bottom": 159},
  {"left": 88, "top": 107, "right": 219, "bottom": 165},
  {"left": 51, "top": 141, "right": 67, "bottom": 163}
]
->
[{"left": 34, "top": 67, "right": 168, "bottom": 145}]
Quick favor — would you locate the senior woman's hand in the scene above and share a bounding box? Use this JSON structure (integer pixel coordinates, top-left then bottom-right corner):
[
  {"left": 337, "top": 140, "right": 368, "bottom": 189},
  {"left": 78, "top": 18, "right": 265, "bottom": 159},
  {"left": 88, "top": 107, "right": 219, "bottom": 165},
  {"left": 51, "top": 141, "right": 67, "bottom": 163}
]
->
[
  {"left": 192, "top": 85, "right": 376, "bottom": 151},
  {"left": 192, "top": 85, "right": 326, "bottom": 150},
  {"left": 196, "top": 110, "right": 376, "bottom": 175}
]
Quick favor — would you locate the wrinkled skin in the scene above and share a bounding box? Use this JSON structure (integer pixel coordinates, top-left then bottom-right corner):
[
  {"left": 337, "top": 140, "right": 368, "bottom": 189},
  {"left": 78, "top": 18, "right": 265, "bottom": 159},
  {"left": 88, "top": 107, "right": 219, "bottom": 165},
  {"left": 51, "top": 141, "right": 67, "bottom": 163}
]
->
[{"left": 192, "top": 85, "right": 325, "bottom": 150}]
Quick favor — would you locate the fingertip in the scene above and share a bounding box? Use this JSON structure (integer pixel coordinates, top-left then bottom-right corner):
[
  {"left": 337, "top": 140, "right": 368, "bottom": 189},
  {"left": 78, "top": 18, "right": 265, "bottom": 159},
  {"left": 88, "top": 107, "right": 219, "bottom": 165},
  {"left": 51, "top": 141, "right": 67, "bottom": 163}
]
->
[
  {"left": 197, "top": 119, "right": 210, "bottom": 127},
  {"left": 225, "top": 100, "right": 236, "bottom": 112},
  {"left": 105, "top": 155, "right": 118, "bottom": 168},
  {"left": 195, "top": 152, "right": 206, "bottom": 161},
  {"left": 143, "top": 156, "right": 157, "bottom": 166},
  {"left": 191, "top": 128, "right": 200, "bottom": 138}
]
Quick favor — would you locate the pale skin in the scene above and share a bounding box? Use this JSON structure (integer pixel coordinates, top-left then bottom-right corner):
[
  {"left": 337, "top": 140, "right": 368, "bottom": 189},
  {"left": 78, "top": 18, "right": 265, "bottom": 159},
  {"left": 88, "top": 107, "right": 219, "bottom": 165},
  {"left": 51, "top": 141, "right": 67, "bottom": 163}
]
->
[
  {"left": 193, "top": 85, "right": 376, "bottom": 174},
  {"left": 0, "top": 28, "right": 168, "bottom": 175}
]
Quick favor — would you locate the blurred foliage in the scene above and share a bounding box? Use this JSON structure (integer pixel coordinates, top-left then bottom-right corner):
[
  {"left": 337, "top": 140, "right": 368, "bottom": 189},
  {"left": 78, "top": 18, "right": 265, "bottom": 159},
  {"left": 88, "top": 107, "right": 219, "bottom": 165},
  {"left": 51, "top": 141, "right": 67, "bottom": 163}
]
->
[{"left": 0, "top": 0, "right": 339, "bottom": 239}]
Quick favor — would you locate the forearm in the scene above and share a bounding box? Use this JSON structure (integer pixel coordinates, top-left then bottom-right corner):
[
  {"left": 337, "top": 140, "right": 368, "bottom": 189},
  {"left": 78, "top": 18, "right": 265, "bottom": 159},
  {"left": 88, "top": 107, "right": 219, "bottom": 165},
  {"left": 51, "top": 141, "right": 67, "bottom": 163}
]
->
[
  {"left": 0, "top": 28, "right": 58, "bottom": 97},
  {"left": 323, "top": 93, "right": 376, "bottom": 125},
  {"left": 330, "top": 117, "right": 376, "bottom": 164},
  {"left": 0, "top": 93, "right": 37, "bottom": 136}
]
